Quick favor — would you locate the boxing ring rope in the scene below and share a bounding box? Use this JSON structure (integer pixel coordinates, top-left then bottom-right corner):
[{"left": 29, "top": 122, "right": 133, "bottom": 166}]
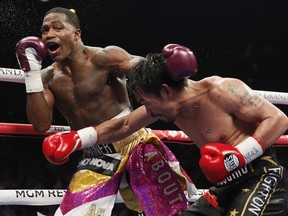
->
[
  {"left": 0, "top": 122, "right": 288, "bottom": 206},
  {"left": 0, "top": 67, "right": 24, "bottom": 83},
  {"left": 0, "top": 122, "right": 288, "bottom": 146},
  {"left": 1, "top": 67, "right": 288, "bottom": 206},
  {"left": 0, "top": 122, "right": 209, "bottom": 205},
  {"left": 0, "top": 189, "right": 208, "bottom": 206},
  {"left": 2, "top": 66, "right": 288, "bottom": 105}
]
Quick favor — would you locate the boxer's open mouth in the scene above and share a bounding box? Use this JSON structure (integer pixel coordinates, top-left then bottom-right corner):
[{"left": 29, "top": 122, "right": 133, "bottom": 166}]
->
[{"left": 47, "top": 42, "right": 60, "bottom": 52}]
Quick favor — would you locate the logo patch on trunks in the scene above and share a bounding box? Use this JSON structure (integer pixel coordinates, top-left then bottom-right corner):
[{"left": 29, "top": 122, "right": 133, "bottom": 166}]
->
[
  {"left": 83, "top": 143, "right": 117, "bottom": 157},
  {"left": 84, "top": 204, "right": 105, "bottom": 216},
  {"left": 77, "top": 154, "right": 121, "bottom": 176}
]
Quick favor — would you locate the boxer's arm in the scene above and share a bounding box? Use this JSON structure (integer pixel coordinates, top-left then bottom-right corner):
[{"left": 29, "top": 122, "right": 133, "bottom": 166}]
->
[
  {"left": 98, "top": 45, "right": 143, "bottom": 75},
  {"left": 43, "top": 106, "right": 157, "bottom": 164},
  {"left": 44, "top": 105, "right": 156, "bottom": 147},
  {"left": 65, "top": 106, "right": 154, "bottom": 151},
  {"left": 96, "top": 105, "right": 157, "bottom": 143},
  {"left": 26, "top": 87, "right": 55, "bottom": 132},
  {"left": 198, "top": 77, "right": 288, "bottom": 184},
  {"left": 214, "top": 77, "right": 288, "bottom": 149},
  {"left": 16, "top": 36, "right": 54, "bottom": 132}
]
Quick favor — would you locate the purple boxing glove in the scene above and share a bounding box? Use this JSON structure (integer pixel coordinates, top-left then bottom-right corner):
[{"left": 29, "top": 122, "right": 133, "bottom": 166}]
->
[
  {"left": 162, "top": 44, "right": 197, "bottom": 81},
  {"left": 16, "top": 36, "right": 47, "bottom": 72},
  {"left": 15, "top": 36, "right": 47, "bottom": 93}
]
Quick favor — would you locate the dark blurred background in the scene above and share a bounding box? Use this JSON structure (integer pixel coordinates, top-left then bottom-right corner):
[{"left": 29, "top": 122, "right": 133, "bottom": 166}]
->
[{"left": 0, "top": 0, "right": 288, "bottom": 215}]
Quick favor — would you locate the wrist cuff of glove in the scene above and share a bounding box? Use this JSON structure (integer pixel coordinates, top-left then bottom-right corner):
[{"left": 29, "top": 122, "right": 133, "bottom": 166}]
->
[
  {"left": 77, "top": 126, "right": 98, "bottom": 149},
  {"left": 24, "top": 70, "right": 44, "bottom": 93},
  {"left": 235, "top": 135, "right": 264, "bottom": 164}
]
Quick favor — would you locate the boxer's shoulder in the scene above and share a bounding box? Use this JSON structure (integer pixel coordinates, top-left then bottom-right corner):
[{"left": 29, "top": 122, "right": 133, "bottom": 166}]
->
[
  {"left": 89, "top": 45, "right": 132, "bottom": 69},
  {"left": 41, "top": 64, "right": 63, "bottom": 84},
  {"left": 191, "top": 76, "right": 222, "bottom": 92}
]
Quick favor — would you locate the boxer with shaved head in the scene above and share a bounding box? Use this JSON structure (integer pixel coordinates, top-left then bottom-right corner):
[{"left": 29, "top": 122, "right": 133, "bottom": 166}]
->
[{"left": 15, "top": 7, "right": 195, "bottom": 216}]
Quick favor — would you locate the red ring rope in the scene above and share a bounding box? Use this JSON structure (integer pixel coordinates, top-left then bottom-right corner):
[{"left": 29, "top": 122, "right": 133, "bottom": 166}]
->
[{"left": 0, "top": 122, "right": 287, "bottom": 146}]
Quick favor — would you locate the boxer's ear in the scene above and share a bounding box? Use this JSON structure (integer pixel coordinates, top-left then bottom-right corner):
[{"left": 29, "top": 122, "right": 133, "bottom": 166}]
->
[
  {"left": 160, "top": 84, "right": 173, "bottom": 98},
  {"left": 74, "top": 29, "right": 81, "bottom": 41}
]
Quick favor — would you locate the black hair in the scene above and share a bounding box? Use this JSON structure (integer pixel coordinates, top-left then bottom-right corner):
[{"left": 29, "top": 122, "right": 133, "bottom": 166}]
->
[
  {"left": 44, "top": 7, "right": 80, "bottom": 29},
  {"left": 127, "top": 53, "right": 187, "bottom": 97}
]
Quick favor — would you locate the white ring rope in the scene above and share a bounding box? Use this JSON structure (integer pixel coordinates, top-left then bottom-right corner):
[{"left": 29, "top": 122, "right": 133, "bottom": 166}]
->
[
  {"left": 255, "top": 90, "right": 288, "bottom": 105},
  {"left": 1, "top": 67, "right": 288, "bottom": 104},
  {"left": 0, "top": 67, "right": 24, "bottom": 83},
  {"left": 0, "top": 67, "right": 288, "bottom": 206},
  {"left": 0, "top": 190, "right": 66, "bottom": 206},
  {"left": 0, "top": 189, "right": 208, "bottom": 206}
]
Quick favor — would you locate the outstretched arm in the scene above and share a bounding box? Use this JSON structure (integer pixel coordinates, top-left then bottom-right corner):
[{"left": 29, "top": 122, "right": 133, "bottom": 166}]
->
[
  {"left": 95, "top": 45, "right": 143, "bottom": 75},
  {"left": 95, "top": 105, "right": 157, "bottom": 142},
  {"left": 42, "top": 106, "right": 158, "bottom": 164}
]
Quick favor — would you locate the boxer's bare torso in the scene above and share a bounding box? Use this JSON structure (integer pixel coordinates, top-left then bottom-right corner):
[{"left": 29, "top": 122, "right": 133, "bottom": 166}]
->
[
  {"left": 128, "top": 76, "right": 286, "bottom": 150},
  {"left": 25, "top": 12, "right": 140, "bottom": 132},
  {"left": 41, "top": 46, "right": 135, "bottom": 130},
  {"left": 174, "top": 77, "right": 256, "bottom": 148}
]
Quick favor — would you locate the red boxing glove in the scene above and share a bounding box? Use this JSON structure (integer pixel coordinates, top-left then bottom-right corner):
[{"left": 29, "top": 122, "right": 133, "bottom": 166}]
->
[
  {"left": 199, "top": 136, "right": 264, "bottom": 184},
  {"left": 42, "top": 127, "right": 97, "bottom": 165},
  {"left": 15, "top": 36, "right": 47, "bottom": 93},
  {"left": 162, "top": 44, "right": 197, "bottom": 81}
]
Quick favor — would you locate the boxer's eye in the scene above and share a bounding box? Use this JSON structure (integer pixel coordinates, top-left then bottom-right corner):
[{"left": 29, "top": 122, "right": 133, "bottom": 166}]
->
[{"left": 47, "top": 42, "right": 59, "bottom": 51}]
